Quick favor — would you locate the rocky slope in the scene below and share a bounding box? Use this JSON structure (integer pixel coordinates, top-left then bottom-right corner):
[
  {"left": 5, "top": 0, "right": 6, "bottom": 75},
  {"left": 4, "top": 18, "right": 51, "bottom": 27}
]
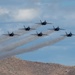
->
[{"left": 0, "top": 57, "right": 75, "bottom": 75}]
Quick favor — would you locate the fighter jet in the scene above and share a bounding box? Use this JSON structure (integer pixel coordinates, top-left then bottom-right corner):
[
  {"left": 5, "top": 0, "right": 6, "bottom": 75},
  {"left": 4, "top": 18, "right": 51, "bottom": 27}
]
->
[
  {"left": 36, "top": 20, "right": 52, "bottom": 25},
  {"left": 48, "top": 26, "right": 65, "bottom": 31},
  {"left": 31, "top": 31, "right": 48, "bottom": 37},
  {"left": 19, "top": 26, "right": 35, "bottom": 31},
  {"left": 3, "top": 32, "right": 19, "bottom": 37},
  {"left": 62, "top": 32, "right": 75, "bottom": 37}
]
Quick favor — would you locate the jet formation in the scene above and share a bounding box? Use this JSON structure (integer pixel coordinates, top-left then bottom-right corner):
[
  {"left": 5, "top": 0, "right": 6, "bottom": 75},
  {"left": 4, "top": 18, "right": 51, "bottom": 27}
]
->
[
  {"left": 2, "top": 20, "right": 74, "bottom": 37},
  {"left": 0, "top": 20, "right": 74, "bottom": 59}
]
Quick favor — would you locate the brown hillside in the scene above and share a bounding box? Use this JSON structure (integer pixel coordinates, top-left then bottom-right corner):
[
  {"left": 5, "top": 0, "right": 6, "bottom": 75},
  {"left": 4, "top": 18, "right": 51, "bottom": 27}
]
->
[{"left": 0, "top": 57, "right": 75, "bottom": 75}]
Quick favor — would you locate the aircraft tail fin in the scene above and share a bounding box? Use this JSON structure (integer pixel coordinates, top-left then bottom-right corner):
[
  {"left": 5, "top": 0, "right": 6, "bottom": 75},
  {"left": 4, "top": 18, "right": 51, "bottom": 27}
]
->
[
  {"left": 8, "top": 31, "right": 10, "bottom": 35},
  {"left": 24, "top": 25, "right": 26, "bottom": 29},
  {"left": 40, "top": 20, "right": 42, "bottom": 23},
  {"left": 65, "top": 32, "right": 67, "bottom": 35},
  {"left": 36, "top": 31, "right": 38, "bottom": 34},
  {"left": 53, "top": 26, "right": 55, "bottom": 29}
]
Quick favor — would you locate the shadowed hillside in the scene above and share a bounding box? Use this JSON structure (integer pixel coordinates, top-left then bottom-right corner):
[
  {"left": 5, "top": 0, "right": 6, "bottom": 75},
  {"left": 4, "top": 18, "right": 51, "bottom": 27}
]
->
[{"left": 0, "top": 57, "right": 75, "bottom": 75}]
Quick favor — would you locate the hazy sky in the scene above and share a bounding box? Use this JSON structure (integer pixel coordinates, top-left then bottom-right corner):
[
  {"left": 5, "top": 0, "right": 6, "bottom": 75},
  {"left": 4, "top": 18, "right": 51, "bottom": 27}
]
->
[{"left": 0, "top": 0, "right": 75, "bottom": 66}]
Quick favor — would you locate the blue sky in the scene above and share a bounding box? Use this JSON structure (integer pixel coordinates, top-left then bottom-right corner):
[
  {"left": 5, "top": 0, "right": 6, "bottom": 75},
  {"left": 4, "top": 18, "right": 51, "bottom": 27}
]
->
[{"left": 0, "top": 0, "right": 75, "bottom": 66}]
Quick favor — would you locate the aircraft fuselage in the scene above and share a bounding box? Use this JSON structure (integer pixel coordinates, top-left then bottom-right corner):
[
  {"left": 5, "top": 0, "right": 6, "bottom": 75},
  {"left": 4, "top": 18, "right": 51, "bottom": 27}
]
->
[
  {"left": 41, "top": 22, "right": 47, "bottom": 25},
  {"left": 67, "top": 34, "right": 72, "bottom": 37},
  {"left": 54, "top": 28, "right": 59, "bottom": 31},
  {"left": 37, "top": 33, "right": 43, "bottom": 36},
  {"left": 9, "top": 33, "right": 14, "bottom": 36},
  {"left": 25, "top": 27, "right": 30, "bottom": 31}
]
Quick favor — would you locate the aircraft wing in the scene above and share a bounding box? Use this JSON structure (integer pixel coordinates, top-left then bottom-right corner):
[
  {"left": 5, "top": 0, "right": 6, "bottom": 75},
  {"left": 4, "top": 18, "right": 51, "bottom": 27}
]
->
[
  {"left": 60, "top": 28, "right": 65, "bottom": 30},
  {"left": 42, "top": 34, "right": 48, "bottom": 36},
  {"left": 31, "top": 34, "right": 37, "bottom": 35},
  {"left": 72, "top": 34, "right": 75, "bottom": 36},
  {"left": 61, "top": 35, "right": 67, "bottom": 36},
  {"left": 48, "top": 29, "right": 54, "bottom": 30},
  {"left": 35, "top": 23, "right": 41, "bottom": 24},
  {"left": 14, "top": 34, "right": 20, "bottom": 36},
  {"left": 47, "top": 23, "right": 52, "bottom": 24},
  {"left": 19, "top": 28, "right": 25, "bottom": 30},
  {"left": 30, "top": 28, "right": 35, "bottom": 30},
  {"left": 3, "top": 34, "right": 9, "bottom": 36}
]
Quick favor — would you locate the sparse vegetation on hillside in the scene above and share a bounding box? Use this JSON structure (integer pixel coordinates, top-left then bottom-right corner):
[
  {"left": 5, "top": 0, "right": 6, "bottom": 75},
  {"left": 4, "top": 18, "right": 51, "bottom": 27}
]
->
[{"left": 0, "top": 57, "right": 75, "bottom": 75}]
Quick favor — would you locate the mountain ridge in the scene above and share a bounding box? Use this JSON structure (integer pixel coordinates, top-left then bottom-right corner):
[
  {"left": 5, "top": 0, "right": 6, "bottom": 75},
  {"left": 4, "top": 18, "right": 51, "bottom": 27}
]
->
[{"left": 0, "top": 57, "right": 75, "bottom": 75}]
